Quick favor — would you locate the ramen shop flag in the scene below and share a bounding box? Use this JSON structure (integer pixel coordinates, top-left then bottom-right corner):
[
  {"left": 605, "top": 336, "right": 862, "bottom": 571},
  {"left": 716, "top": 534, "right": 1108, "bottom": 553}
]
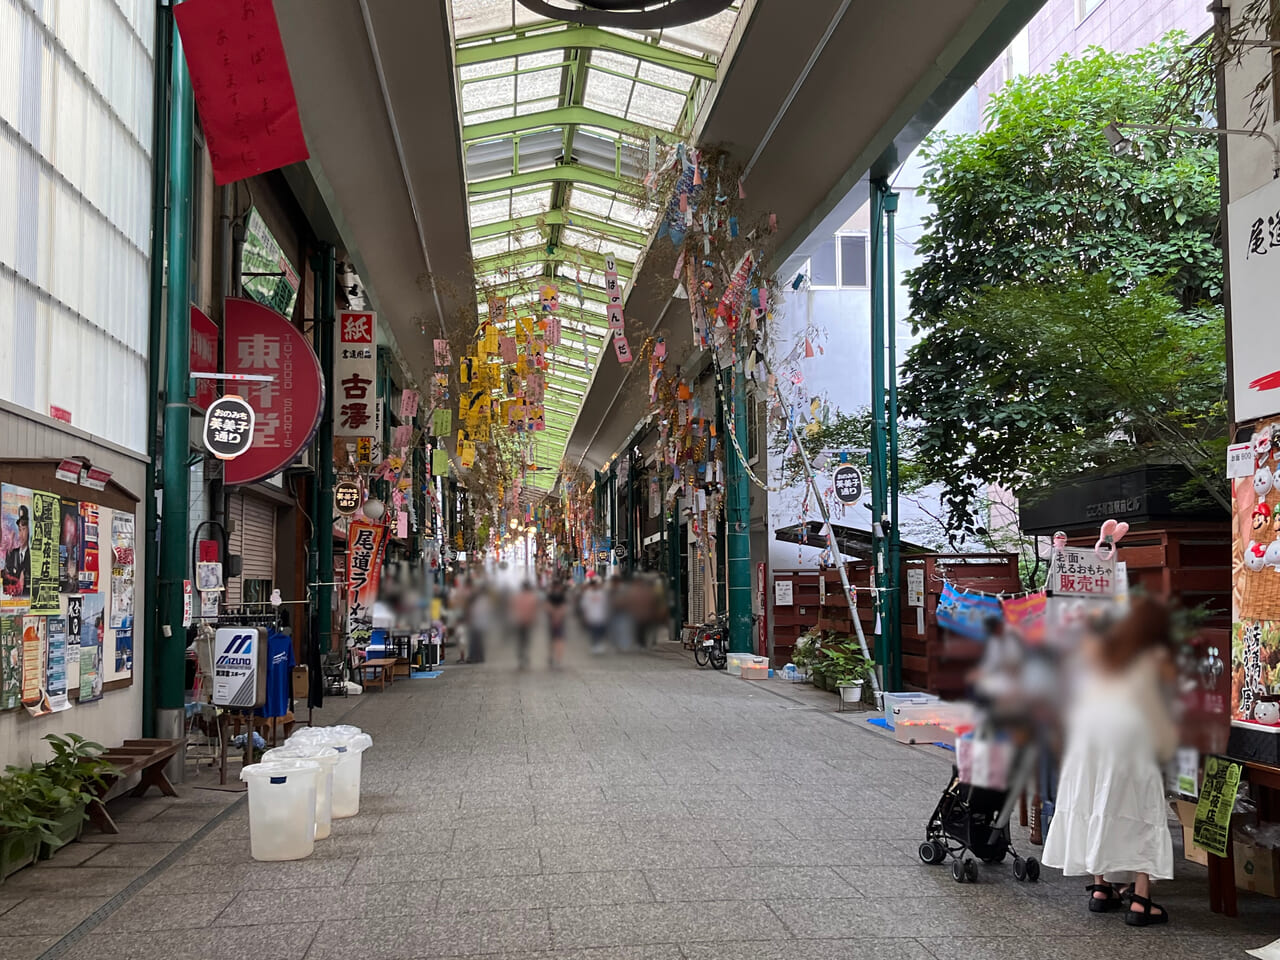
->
[{"left": 175, "top": 0, "right": 310, "bottom": 185}]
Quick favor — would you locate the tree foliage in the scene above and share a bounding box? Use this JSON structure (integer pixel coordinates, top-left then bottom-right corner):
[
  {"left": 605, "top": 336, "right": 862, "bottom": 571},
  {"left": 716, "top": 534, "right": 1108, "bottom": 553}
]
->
[{"left": 901, "top": 37, "right": 1226, "bottom": 536}]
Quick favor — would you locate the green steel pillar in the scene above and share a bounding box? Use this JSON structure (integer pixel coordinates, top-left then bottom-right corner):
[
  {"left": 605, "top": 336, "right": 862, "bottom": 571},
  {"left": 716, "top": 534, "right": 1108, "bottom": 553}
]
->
[
  {"left": 141, "top": 3, "right": 172, "bottom": 739},
  {"left": 884, "top": 190, "right": 903, "bottom": 690},
  {"left": 722, "top": 366, "right": 753, "bottom": 654},
  {"left": 156, "top": 13, "right": 194, "bottom": 750},
  {"left": 315, "top": 246, "right": 336, "bottom": 651},
  {"left": 869, "top": 181, "right": 888, "bottom": 672}
]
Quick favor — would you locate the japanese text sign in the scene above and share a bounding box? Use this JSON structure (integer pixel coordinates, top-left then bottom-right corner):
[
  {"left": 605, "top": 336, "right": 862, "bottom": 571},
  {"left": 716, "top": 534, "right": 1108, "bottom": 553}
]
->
[
  {"left": 223, "top": 297, "right": 324, "bottom": 484},
  {"left": 1193, "top": 755, "right": 1242, "bottom": 859},
  {"left": 345, "top": 520, "right": 386, "bottom": 645},
  {"left": 335, "top": 311, "right": 377, "bottom": 446},
  {"left": 604, "top": 253, "right": 625, "bottom": 331},
  {"left": 175, "top": 0, "right": 310, "bottom": 186},
  {"left": 190, "top": 306, "right": 219, "bottom": 411},
  {"left": 1051, "top": 547, "right": 1116, "bottom": 597},
  {"left": 203, "top": 395, "right": 256, "bottom": 460},
  {"left": 1228, "top": 175, "right": 1280, "bottom": 422}
]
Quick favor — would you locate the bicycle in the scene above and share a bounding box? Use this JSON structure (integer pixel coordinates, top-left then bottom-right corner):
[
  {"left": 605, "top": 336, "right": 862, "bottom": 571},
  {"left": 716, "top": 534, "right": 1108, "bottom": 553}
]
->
[{"left": 692, "top": 614, "right": 728, "bottom": 670}]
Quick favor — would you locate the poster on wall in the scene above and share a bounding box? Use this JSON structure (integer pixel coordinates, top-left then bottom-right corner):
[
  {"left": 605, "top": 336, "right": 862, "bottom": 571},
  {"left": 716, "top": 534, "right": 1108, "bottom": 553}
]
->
[
  {"left": 345, "top": 520, "right": 387, "bottom": 646},
  {"left": 59, "top": 498, "right": 81, "bottom": 593},
  {"left": 65, "top": 595, "right": 82, "bottom": 691},
  {"left": 80, "top": 593, "right": 104, "bottom": 703},
  {"left": 21, "top": 615, "right": 50, "bottom": 717},
  {"left": 109, "top": 512, "right": 135, "bottom": 629},
  {"left": 29, "top": 491, "right": 60, "bottom": 615},
  {"left": 79, "top": 502, "right": 100, "bottom": 593},
  {"left": 45, "top": 616, "right": 71, "bottom": 713},
  {"left": 1, "top": 484, "right": 34, "bottom": 611},
  {"left": 115, "top": 628, "right": 133, "bottom": 675},
  {"left": 1, "top": 615, "right": 20, "bottom": 709}
]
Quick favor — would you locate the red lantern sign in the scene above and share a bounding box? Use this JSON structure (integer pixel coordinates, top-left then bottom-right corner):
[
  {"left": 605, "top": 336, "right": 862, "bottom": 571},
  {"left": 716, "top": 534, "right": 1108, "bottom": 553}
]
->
[{"left": 222, "top": 297, "right": 324, "bottom": 485}]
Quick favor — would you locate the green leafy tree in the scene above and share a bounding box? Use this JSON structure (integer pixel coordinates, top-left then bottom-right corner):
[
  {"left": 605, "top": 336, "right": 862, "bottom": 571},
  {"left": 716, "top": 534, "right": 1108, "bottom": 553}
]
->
[{"left": 901, "top": 37, "right": 1225, "bottom": 536}]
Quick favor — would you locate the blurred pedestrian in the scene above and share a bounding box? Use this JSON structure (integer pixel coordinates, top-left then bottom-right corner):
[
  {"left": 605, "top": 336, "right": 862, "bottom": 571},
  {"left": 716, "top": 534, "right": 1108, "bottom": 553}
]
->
[
  {"left": 1041, "top": 598, "right": 1178, "bottom": 926},
  {"left": 580, "top": 578, "right": 610, "bottom": 653},
  {"left": 546, "top": 580, "right": 568, "bottom": 669},
  {"left": 511, "top": 581, "right": 539, "bottom": 670},
  {"left": 466, "top": 580, "right": 492, "bottom": 663}
]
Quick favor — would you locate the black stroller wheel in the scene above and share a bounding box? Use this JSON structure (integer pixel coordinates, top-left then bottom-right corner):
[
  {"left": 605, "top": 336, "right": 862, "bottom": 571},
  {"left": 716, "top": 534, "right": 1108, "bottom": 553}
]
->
[
  {"left": 1025, "top": 857, "right": 1040, "bottom": 882},
  {"left": 1013, "top": 857, "right": 1027, "bottom": 881},
  {"left": 951, "top": 859, "right": 966, "bottom": 883},
  {"left": 964, "top": 858, "right": 978, "bottom": 883},
  {"left": 918, "top": 841, "right": 943, "bottom": 865}
]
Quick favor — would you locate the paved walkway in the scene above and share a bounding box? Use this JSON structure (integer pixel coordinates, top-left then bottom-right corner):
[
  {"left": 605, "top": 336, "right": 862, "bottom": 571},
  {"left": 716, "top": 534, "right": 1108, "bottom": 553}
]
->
[{"left": 4, "top": 640, "right": 1279, "bottom": 960}]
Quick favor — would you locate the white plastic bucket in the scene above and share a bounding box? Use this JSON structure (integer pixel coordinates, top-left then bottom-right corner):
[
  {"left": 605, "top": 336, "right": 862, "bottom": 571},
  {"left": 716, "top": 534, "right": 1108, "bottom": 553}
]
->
[
  {"left": 288, "top": 725, "right": 373, "bottom": 818},
  {"left": 240, "top": 759, "right": 320, "bottom": 861},
  {"left": 262, "top": 744, "right": 339, "bottom": 839}
]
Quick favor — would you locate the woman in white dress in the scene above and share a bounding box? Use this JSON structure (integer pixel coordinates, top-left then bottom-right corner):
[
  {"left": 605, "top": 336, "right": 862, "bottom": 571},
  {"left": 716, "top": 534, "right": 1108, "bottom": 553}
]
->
[{"left": 1042, "top": 598, "right": 1177, "bottom": 926}]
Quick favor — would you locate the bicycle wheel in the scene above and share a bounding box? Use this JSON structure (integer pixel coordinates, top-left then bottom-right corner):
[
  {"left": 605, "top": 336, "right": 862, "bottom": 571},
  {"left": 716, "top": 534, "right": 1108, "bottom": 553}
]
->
[{"left": 694, "top": 645, "right": 710, "bottom": 667}]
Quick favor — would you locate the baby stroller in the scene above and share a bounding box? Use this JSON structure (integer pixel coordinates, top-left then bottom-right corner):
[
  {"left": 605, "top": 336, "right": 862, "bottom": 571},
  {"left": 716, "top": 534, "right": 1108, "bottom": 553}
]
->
[{"left": 917, "top": 724, "right": 1041, "bottom": 884}]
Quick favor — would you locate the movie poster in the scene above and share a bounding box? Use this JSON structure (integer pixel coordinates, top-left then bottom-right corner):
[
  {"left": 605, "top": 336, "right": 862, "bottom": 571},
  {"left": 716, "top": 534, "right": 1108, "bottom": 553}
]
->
[
  {"left": 29, "top": 491, "right": 60, "bottom": 615},
  {"left": 59, "top": 498, "right": 81, "bottom": 593},
  {"left": 65, "top": 594, "right": 82, "bottom": 691},
  {"left": 114, "top": 628, "right": 132, "bottom": 675},
  {"left": 109, "top": 512, "right": 134, "bottom": 629},
  {"left": 0, "top": 615, "right": 20, "bottom": 709},
  {"left": 79, "top": 502, "right": 100, "bottom": 593},
  {"left": 21, "top": 615, "right": 51, "bottom": 717},
  {"left": 79, "top": 593, "right": 104, "bottom": 703},
  {"left": 1, "top": 484, "right": 33, "bottom": 612}
]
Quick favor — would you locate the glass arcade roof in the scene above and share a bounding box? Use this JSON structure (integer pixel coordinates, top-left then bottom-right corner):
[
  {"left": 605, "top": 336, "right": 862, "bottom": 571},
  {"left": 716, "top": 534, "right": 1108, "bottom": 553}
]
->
[{"left": 448, "top": 1, "right": 745, "bottom": 490}]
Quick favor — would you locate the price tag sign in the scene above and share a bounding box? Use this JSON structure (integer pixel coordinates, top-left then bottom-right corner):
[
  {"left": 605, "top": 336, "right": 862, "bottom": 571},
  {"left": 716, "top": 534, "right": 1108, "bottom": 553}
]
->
[{"left": 1228, "top": 442, "right": 1255, "bottom": 479}]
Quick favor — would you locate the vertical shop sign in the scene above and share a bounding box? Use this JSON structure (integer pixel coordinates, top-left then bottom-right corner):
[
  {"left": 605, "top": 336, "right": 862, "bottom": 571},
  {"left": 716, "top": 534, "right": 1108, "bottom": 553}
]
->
[
  {"left": 65, "top": 595, "right": 81, "bottom": 689},
  {"left": 109, "top": 513, "right": 135, "bottom": 629},
  {"left": 1, "top": 615, "right": 20, "bottom": 709},
  {"left": 223, "top": 298, "right": 325, "bottom": 484},
  {"left": 78, "top": 502, "right": 99, "bottom": 593},
  {"left": 335, "top": 311, "right": 377, "bottom": 452},
  {"left": 174, "top": 0, "right": 310, "bottom": 186},
  {"left": 190, "top": 306, "right": 220, "bottom": 411},
  {"left": 21, "top": 616, "right": 50, "bottom": 717},
  {"left": 80, "top": 593, "right": 104, "bottom": 702},
  {"left": 29, "top": 491, "right": 60, "bottom": 615},
  {"left": 345, "top": 520, "right": 386, "bottom": 646},
  {"left": 1228, "top": 175, "right": 1280, "bottom": 423}
]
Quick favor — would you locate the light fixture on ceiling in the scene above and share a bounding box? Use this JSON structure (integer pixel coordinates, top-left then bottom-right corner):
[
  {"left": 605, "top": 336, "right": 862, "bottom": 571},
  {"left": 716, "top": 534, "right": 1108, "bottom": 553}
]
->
[{"left": 515, "top": 0, "right": 734, "bottom": 29}]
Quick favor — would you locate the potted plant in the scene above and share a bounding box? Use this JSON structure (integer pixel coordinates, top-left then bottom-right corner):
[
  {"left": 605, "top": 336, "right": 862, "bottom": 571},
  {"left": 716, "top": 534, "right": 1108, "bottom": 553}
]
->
[
  {"left": 0, "top": 773, "right": 53, "bottom": 882},
  {"left": 828, "top": 642, "right": 875, "bottom": 707},
  {"left": 791, "top": 630, "right": 823, "bottom": 683},
  {"left": 28, "top": 734, "right": 116, "bottom": 859}
]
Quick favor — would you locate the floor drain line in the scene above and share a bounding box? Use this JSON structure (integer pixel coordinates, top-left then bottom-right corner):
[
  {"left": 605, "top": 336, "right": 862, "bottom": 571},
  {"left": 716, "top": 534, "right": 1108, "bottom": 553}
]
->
[{"left": 36, "top": 793, "right": 248, "bottom": 960}]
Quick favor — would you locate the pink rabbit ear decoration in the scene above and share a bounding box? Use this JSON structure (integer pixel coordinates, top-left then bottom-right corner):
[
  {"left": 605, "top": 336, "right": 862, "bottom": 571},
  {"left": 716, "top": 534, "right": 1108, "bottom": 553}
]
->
[
  {"left": 1094, "top": 518, "right": 1129, "bottom": 561},
  {"left": 1052, "top": 531, "right": 1068, "bottom": 551}
]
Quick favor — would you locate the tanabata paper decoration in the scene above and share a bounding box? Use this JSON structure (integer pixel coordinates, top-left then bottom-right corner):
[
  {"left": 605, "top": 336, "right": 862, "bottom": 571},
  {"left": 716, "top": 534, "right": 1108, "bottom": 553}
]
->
[
  {"left": 613, "top": 331, "right": 633, "bottom": 363},
  {"left": 431, "top": 408, "right": 452, "bottom": 436},
  {"left": 499, "top": 337, "right": 517, "bottom": 364},
  {"left": 487, "top": 296, "right": 507, "bottom": 325},
  {"left": 539, "top": 284, "right": 559, "bottom": 312},
  {"left": 604, "top": 254, "right": 625, "bottom": 330},
  {"left": 431, "top": 449, "right": 449, "bottom": 476},
  {"left": 392, "top": 424, "right": 412, "bottom": 452},
  {"left": 530, "top": 340, "right": 546, "bottom": 368},
  {"left": 936, "top": 583, "right": 1002, "bottom": 640},
  {"left": 544, "top": 316, "right": 561, "bottom": 346},
  {"left": 516, "top": 315, "right": 534, "bottom": 343},
  {"left": 400, "top": 390, "right": 420, "bottom": 420},
  {"left": 433, "top": 339, "right": 451, "bottom": 368},
  {"left": 459, "top": 441, "right": 476, "bottom": 469},
  {"left": 482, "top": 324, "right": 500, "bottom": 356},
  {"left": 459, "top": 357, "right": 474, "bottom": 384},
  {"left": 1001, "top": 591, "right": 1046, "bottom": 645},
  {"left": 173, "top": 0, "right": 309, "bottom": 185}
]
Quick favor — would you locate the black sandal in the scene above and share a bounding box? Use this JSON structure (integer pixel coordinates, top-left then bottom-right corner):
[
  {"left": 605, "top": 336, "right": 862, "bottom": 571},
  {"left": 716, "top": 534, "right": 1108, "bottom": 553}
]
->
[
  {"left": 1124, "top": 894, "right": 1169, "bottom": 926},
  {"left": 1086, "top": 883, "right": 1123, "bottom": 913}
]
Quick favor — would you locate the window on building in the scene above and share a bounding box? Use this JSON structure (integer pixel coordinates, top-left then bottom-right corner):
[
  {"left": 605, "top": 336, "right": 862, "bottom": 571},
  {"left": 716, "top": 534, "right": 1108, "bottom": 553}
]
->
[
  {"left": 1076, "top": 0, "right": 1104, "bottom": 23},
  {"left": 242, "top": 578, "right": 274, "bottom": 606},
  {"left": 809, "top": 239, "right": 838, "bottom": 286},
  {"left": 839, "top": 235, "right": 868, "bottom": 287}
]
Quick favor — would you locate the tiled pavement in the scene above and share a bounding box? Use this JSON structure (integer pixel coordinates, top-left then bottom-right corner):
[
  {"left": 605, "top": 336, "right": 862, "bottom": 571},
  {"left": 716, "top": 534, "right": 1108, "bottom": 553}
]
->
[{"left": 4, "top": 639, "right": 1280, "bottom": 960}]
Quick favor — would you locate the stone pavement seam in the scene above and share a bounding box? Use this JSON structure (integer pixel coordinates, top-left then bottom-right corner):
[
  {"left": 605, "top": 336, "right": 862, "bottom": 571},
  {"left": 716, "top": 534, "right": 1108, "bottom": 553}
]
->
[{"left": 33, "top": 793, "right": 248, "bottom": 960}]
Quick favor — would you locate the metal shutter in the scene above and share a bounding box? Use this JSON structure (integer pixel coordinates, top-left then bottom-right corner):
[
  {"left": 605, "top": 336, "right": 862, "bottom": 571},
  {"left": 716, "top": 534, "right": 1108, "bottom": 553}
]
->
[
  {"left": 688, "top": 523, "right": 705, "bottom": 625},
  {"left": 226, "top": 492, "right": 276, "bottom": 605}
]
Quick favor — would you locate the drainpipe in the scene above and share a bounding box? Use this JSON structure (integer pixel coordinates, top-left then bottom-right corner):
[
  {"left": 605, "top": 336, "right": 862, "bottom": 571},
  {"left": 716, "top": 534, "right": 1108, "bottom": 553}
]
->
[
  {"left": 884, "top": 189, "right": 902, "bottom": 691},
  {"left": 869, "top": 180, "right": 888, "bottom": 674},
  {"left": 142, "top": 2, "right": 172, "bottom": 739},
  {"left": 156, "top": 12, "right": 194, "bottom": 761},
  {"left": 723, "top": 365, "right": 753, "bottom": 654},
  {"left": 315, "top": 245, "right": 336, "bottom": 652}
]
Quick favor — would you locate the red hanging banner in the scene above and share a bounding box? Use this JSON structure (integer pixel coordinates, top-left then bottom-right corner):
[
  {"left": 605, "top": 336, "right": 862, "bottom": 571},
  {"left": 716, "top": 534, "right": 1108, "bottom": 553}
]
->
[{"left": 174, "top": 0, "right": 310, "bottom": 186}]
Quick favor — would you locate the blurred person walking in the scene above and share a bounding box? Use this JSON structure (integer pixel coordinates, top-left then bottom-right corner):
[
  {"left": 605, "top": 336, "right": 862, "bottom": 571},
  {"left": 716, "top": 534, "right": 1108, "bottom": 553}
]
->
[
  {"left": 580, "top": 578, "right": 610, "bottom": 653},
  {"left": 511, "top": 581, "right": 539, "bottom": 670},
  {"left": 546, "top": 580, "right": 568, "bottom": 669},
  {"left": 466, "top": 580, "right": 492, "bottom": 664},
  {"left": 1041, "top": 597, "right": 1178, "bottom": 926}
]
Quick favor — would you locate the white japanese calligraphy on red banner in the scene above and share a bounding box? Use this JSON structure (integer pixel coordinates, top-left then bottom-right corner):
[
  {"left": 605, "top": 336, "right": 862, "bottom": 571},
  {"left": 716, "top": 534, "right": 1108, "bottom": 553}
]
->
[
  {"left": 346, "top": 519, "right": 386, "bottom": 645},
  {"left": 604, "top": 253, "right": 625, "bottom": 331},
  {"left": 335, "top": 311, "right": 377, "bottom": 444}
]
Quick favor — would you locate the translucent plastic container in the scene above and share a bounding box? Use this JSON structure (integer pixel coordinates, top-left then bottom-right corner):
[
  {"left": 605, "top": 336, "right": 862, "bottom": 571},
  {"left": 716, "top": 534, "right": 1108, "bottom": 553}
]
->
[
  {"left": 262, "top": 744, "right": 339, "bottom": 839},
  {"left": 741, "top": 658, "right": 769, "bottom": 679},
  {"left": 882, "top": 691, "right": 939, "bottom": 728},
  {"left": 725, "top": 653, "right": 755, "bottom": 676},
  {"left": 288, "top": 725, "right": 373, "bottom": 818},
  {"left": 240, "top": 759, "right": 320, "bottom": 861}
]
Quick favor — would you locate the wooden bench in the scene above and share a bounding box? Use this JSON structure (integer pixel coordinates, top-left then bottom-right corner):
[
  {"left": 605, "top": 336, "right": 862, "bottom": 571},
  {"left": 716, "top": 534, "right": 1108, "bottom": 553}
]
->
[
  {"left": 85, "top": 738, "right": 183, "bottom": 835},
  {"left": 360, "top": 657, "right": 398, "bottom": 691}
]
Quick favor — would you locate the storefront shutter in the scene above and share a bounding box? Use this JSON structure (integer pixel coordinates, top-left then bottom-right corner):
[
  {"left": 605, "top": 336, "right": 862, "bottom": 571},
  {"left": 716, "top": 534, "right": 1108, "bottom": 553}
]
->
[{"left": 226, "top": 491, "right": 276, "bottom": 606}]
